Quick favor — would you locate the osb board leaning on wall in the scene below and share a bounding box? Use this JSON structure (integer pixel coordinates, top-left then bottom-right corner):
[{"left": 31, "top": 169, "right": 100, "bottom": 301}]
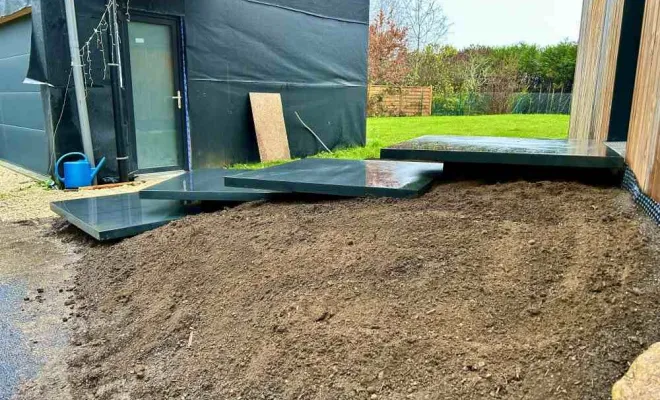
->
[
  {"left": 627, "top": 0, "right": 660, "bottom": 202},
  {"left": 368, "top": 86, "right": 433, "bottom": 117},
  {"left": 249, "top": 93, "right": 291, "bottom": 162},
  {"left": 569, "top": 0, "right": 626, "bottom": 141}
]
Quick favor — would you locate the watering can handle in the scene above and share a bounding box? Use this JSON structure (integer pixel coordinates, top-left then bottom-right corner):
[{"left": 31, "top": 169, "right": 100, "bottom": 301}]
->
[{"left": 55, "top": 152, "right": 88, "bottom": 183}]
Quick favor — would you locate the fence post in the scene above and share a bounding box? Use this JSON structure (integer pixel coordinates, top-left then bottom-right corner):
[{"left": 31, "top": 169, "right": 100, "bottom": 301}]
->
[
  {"left": 549, "top": 87, "right": 554, "bottom": 114},
  {"left": 428, "top": 87, "right": 433, "bottom": 116},
  {"left": 420, "top": 87, "right": 424, "bottom": 116}
]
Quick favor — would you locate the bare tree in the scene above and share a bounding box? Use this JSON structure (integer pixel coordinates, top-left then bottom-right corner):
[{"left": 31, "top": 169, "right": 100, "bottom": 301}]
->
[
  {"left": 399, "top": 0, "right": 450, "bottom": 51},
  {"left": 370, "top": 0, "right": 404, "bottom": 20}
]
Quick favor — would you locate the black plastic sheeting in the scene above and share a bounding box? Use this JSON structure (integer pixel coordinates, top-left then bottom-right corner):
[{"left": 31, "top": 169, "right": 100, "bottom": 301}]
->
[
  {"left": 13, "top": 0, "right": 368, "bottom": 179},
  {"left": 186, "top": 0, "right": 368, "bottom": 167},
  {"left": 76, "top": 0, "right": 184, "bottom": 18},
  {"left": 243, "top": 0, "right": 369, "bottom": 23}
]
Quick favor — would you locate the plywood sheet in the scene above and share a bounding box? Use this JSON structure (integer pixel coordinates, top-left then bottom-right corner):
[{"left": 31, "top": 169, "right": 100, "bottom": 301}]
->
[{"left": 249, "top": 93, "right": 291, "bottom": 162}]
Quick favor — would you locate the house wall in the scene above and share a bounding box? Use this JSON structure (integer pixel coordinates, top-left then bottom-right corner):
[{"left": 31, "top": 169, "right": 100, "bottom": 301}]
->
[
  {"left": 29, "top": 0, "right": 368, "bottom": 180},
  {"left": 571, "top": 0, "right": 659, "bottom": 203},
  {"left": 570, "top": 0, "right": 625, "bottom": 141},
  {"left": 570, "top": 0, "right": 645, "bottom": 142},
  {"left": 570, "top": 0, "right": 622, "bottom": 141},
  {"left": 37, "top": 0, "right": 187, "bottom": 180},
  {"left": 627, "top": 0, "right": 660, "bottom": 202},
  {"left": 184, "top": 0, "right": 368, "bottom": 168},
  {"left": 0, "top": 12, "right": 50, "bottom": 175}
]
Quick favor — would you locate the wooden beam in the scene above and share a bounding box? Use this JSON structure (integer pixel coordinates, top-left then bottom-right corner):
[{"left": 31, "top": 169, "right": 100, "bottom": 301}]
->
[
  {"left": 627, "top": 0, "right": 660, "bottom": 202},
  {"left": 0, "top": 7, "right": 31, "bottom": 26},
  {"left": 570, "top": 0, "right": 626, "bottom": 142}
]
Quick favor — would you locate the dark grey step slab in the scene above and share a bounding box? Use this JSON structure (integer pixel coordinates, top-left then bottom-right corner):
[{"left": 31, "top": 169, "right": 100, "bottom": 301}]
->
[
  {"left": 381, "top": 136, "right": 625, "bottom": 169},
  {"left": 50, "top": 193, "right": 195, "bottom": 241},
  {"left": 225, "top": 158, "right": 444, "bottom": 198},
  {"left": 139, "top": 169, "right": 281, "bottom": 202}
]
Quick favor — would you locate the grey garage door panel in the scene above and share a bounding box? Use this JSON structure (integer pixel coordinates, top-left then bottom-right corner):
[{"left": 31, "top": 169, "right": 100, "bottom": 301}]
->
[
  {"left": 0, "top": 17, "right": 32, "bottom": 59},
  {"left": 0, "top": 54, "right": 37, "bottom": 92},
  {"left": 0, "top": 15, "right": 49, "bottom": 175},
  {"left": 0, "top": 92, "right": 45, "bottom": 130},
  {"left": 0, "top": 124, "right": 49, "bottom": 174}
]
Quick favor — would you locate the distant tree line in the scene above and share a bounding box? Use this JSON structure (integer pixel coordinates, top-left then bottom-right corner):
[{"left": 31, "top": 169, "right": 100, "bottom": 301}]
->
[{"left": 369, "top": 9, "right": 578, "bottom": 115}]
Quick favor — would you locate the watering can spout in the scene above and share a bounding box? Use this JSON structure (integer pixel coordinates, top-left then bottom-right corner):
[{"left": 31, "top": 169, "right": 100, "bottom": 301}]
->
[{"left": 90, "top": 157, "right": 106, "bottom": 181}]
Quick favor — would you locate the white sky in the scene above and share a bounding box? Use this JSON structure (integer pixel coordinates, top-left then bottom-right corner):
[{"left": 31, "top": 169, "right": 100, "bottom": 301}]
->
[{"left": 440, "top": 0, "right": 583, "bottom": 48}]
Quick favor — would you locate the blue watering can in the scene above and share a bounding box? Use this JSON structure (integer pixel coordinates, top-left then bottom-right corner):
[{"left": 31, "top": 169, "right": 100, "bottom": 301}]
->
[{"left": 55, "top": 152, "right": 106, "bottom": 189}]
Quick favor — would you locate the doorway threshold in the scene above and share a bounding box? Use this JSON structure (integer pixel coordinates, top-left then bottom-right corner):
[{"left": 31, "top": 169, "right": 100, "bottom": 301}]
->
[{"left": 135, "top": 170, "right": 186, "bottom": 182}]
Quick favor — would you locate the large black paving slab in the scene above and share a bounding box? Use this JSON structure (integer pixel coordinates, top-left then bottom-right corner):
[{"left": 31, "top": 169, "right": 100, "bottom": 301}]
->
[
  {"left": 139, "top": 169, "right": 281, "bottom": 202},
  {"left": 225, "top": 159, "right": 444, "bottom": 198},
  {"left": 50, "top": 193, "right": 195, "bottom": 241},
  {"left": 381, "top": 136, "right": 625, "bottom": 169}
]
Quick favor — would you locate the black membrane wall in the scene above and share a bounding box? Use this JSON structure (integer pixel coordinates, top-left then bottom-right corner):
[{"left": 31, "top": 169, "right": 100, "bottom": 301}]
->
[
  {"left": 11, "top": 0, "right": 369, "bottom": 179},
  {"left": 185, "top": 0, "right": 368, "bottom": 168}
]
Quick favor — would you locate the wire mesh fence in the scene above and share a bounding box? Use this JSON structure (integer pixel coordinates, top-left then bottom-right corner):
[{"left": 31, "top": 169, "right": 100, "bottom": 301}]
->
[
  {"left": 431, "top": 91, "right": 572, "bottom": 116},
  {"left": 511, "top": 92, "right": 572, "bottom": 115}
]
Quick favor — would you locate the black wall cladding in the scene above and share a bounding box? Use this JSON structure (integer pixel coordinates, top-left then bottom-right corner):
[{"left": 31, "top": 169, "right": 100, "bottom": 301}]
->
[
  {"left": 13, "top": 0, "right": 368, "bottom": 178},
  {"left": 185, "top": 0, "right": 368, "bottom": 168}
]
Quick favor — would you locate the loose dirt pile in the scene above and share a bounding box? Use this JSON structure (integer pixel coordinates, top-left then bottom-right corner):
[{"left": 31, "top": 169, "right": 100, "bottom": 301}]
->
[{"left": 67, "top": 181, "right": 660, "bottom": 400}]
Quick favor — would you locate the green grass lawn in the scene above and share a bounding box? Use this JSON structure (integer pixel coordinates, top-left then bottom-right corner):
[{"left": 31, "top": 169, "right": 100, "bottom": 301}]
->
[{"left": 233, "top": 114, "right": 570, "bottom": 169}]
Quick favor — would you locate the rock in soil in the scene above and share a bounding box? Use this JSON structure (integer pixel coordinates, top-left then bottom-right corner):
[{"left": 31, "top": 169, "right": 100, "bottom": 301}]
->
[
  {"left": 68, "top": 181, "right": 660, "bottom": 400},
  {"left": 612, "top": 342, "right": 660, "bottom": 400}
]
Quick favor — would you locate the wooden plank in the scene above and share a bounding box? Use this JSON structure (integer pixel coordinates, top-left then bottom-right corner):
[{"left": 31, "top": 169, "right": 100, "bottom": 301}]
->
[
  {"left": 0, "top": 7, "right": 31, "bottom": 25},
  {"left": 627, "top": 0, "right": 660, "bottom": 202},
  {"left": 249, "top": 93, "right": 291, "bottom": 162},
  {"left": 78, "top": 182, "right": 140, "bottom": 191},
  {"left": 570, "top": 0, "right": 626, "bottom": 142},
  {"left": 651, "top": 139, "right": 660, "bottom": 200}
]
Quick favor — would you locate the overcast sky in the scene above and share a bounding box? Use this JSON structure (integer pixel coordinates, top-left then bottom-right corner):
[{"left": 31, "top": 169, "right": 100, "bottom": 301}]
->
[{"left": 440, "top": 0, "right": 583, "bottom": 48}]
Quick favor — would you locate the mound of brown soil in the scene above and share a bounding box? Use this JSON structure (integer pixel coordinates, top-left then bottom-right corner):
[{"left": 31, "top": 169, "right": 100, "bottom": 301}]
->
[{"left": 67, "top": 181, "right": 660, "bottom": 400}]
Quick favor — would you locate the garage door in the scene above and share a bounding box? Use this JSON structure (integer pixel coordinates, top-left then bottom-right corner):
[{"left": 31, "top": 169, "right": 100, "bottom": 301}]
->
[{"left": 0, "top": 14, "right": 49, "bottom": 175}]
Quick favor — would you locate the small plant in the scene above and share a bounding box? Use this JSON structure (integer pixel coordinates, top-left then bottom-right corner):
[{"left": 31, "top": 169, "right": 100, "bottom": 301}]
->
[{"left": 37, "top": 179, "right": 57, "bottom": 190}]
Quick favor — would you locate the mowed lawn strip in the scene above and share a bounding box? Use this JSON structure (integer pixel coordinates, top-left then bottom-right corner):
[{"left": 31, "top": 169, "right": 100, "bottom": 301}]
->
[{"left": 233, "top": 114, "right": 570, "bottom": 169}]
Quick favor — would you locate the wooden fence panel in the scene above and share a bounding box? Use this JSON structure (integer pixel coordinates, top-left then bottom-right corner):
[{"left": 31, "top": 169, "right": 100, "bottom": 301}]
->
[
  {"left": 368, "top": 85, "right": 433, "bottom": 117},
  {"left": 569, "top": 0, "right": 626, "bottom": 141},
  {"left": 627, "top": 0, "right": 660, "bottom": 201}
]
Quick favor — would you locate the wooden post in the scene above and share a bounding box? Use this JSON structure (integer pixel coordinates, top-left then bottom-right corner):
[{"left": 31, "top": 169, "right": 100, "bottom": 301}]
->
[{"left": 627, "top": 1, "right": 660, "bottom": 202}]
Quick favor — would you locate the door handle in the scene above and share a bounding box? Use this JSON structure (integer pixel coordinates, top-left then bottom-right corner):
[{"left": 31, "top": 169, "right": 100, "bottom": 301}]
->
[{"left": 172, "top": 90, "right": 182, "bottom": 110}]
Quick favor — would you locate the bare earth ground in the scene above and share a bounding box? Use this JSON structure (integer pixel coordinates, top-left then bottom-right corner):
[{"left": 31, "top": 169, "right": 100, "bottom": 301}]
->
[
  {"left": 0, "top": 165, "right": 168, "bottom": 400},
  {"left": 68, "top": 180, "right": 660, "bottom": 400}
]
